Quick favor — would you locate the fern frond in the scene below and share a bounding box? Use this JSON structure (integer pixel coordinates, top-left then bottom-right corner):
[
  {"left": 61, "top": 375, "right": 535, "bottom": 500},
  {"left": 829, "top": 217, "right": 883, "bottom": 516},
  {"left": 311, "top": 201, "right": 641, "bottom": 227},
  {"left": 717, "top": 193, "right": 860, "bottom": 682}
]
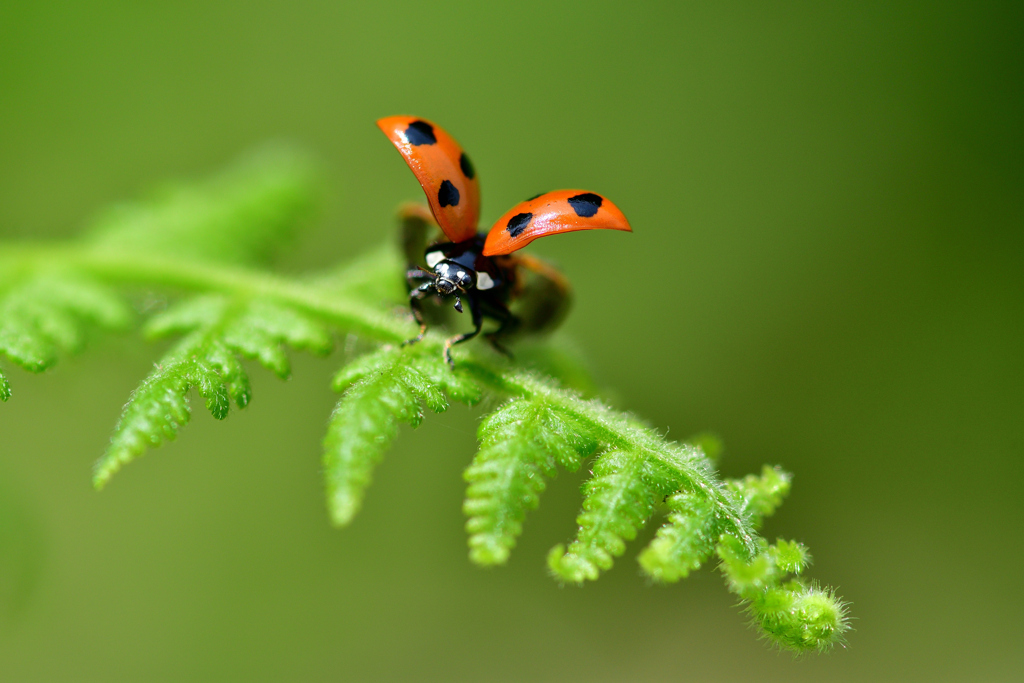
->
[
  {"left": 0, "top": 151, "right": 850, "bottom": 654},
  {"left": 0, "top": 273, "right": 130, "bottom": 381},
  {"left": 85, "top": 146, "right": 318, "bottom": 265},
  {"left": 93, "top": 294, "right": 332, "bottom": 487},
  {"left": 718, "top": 535, "right": 848, "bottom": 652},
  {"left": 324, "top": 344, "right": 481, "bottom": 526},
  {"left": 464, "top": 399, "right": 596, "bottom": 565}
]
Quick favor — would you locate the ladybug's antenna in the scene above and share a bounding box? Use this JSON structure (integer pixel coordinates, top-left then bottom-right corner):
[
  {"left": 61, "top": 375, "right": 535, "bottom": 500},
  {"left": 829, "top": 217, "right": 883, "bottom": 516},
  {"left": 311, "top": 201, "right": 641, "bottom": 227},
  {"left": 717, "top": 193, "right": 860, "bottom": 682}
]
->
[{"left": 453, "top": 297, "right": 463, "bottom": 313}]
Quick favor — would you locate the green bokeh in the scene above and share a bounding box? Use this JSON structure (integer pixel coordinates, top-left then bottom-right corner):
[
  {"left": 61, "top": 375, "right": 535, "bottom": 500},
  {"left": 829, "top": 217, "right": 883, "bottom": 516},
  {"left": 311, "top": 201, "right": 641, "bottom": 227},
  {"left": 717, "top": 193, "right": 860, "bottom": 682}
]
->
[{"left": 1, "top": 1, "right": 1021, "bottom": 680}]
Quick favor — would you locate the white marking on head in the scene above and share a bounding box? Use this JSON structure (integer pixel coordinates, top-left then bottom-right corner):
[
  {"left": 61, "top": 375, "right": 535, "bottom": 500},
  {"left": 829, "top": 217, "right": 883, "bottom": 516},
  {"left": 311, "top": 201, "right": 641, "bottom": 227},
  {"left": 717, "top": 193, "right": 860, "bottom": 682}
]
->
[
  {"left": 476, "top": 271, "right": 496, "bottom": 290},
  {"left": 425, "top": 251, "right": 444, "bottom": 268}
]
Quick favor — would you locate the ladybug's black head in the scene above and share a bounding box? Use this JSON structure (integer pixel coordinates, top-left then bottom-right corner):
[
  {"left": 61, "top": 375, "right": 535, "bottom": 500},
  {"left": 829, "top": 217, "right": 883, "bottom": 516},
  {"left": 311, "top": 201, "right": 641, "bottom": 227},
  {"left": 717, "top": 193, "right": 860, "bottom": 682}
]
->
[{"left": 433, "top": 261, "right": 475, "bottom": 294}]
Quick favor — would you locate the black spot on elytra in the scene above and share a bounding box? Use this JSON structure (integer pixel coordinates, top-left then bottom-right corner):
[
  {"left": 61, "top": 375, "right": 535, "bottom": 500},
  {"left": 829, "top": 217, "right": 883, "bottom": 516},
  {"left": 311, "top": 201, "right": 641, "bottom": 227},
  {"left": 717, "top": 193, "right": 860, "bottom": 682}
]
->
[
  {"left": 438, "top": 180, "right": 460, "bottom": 207},
  {"left": 459, "top": 152, "right": 475, "bottom": 179},
  {"left": 405, "top": 120, "right": 436, "bottom": 145},
  {"left": 506, "top": 212, "right": 533, "bottom": 237},
  {"left": 568, "top": 192, "right": 603, "bottom": 218}
]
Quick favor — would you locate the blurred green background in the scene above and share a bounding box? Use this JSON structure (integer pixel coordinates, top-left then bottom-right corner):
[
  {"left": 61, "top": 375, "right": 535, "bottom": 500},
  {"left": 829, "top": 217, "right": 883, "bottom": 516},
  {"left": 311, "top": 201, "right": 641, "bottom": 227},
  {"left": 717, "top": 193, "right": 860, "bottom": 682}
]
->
[{"left": 1, "top": 1, "right": 1021, "bottom": 680}]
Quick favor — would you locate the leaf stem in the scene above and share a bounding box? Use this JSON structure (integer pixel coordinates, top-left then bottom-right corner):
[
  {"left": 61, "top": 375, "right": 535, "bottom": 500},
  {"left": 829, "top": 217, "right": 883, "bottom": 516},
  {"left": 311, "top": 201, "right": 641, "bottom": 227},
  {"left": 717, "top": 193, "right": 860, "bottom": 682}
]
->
[{"left": 0, "top": 243, "right": 408, "bottom": 342}]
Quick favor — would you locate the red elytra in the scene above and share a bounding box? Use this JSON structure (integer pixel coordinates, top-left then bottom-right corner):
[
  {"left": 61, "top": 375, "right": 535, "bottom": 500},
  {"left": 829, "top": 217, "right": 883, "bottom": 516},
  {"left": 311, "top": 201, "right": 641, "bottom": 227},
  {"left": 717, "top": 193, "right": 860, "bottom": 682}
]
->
[
  {"left": 376, "top": 116, "right": 481, "bottom": 244},
  {"left": 377, "top": 116, "right": 631, "bottom": 252},
  {"left": 483, "top": 189, "right": 632, "bottom": 256}
]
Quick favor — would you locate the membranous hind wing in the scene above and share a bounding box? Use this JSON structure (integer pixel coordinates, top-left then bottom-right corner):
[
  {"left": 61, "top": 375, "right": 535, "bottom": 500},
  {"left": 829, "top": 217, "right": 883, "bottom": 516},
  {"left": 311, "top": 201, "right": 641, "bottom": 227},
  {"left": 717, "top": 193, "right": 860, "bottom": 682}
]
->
[
  {"left": 507, "top": 252, "right": 573, "bottom": 335},
  {"left": 396, "top": 203, "right": 441, "bottom": 268},
  {"left": 377, "top": 116, "right": 480, "bottom": 244},
  {"left": 482, "top": 190, "right": 631, "bottom": 256}
]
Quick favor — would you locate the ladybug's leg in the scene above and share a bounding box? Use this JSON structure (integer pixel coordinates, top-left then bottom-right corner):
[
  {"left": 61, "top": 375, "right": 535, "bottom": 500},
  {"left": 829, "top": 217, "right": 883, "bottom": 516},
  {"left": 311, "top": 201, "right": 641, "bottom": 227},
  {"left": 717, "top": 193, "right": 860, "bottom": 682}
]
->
[
  {"left": 443, "top": 292, "right": 483, "bottom": 369},
  {"left": 480, "top": 299, "right": 518, "bottom": 359},
  {"left": 404, "top": 282, "right": 433, "bottom": 347},
  {"left": 486, "top": 332, "right": 514, "bottom": 359}
]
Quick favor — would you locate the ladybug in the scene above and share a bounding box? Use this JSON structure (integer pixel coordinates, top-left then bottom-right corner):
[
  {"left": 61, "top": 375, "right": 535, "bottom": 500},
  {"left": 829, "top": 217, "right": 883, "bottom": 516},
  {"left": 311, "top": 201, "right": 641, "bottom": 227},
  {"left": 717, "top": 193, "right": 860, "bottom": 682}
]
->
[{"left": 378, "top": 116, "right": 632, "bottom": 367}]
